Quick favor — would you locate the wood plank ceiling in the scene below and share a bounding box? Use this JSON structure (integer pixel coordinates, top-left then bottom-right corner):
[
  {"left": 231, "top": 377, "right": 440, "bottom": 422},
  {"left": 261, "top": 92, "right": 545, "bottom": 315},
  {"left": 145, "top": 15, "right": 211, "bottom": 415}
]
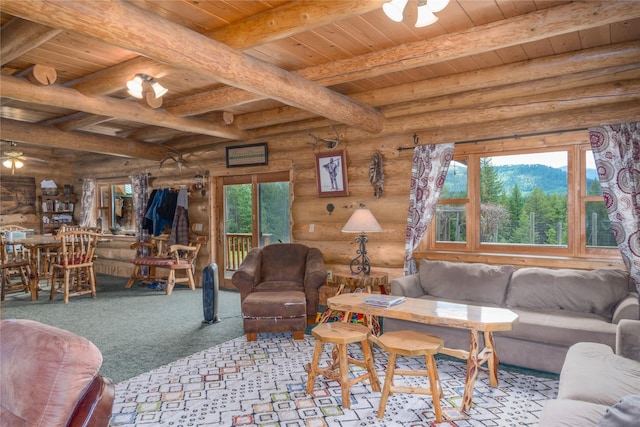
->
[{"left": 1, "top": 0, "right": 639, "bottom": 164}]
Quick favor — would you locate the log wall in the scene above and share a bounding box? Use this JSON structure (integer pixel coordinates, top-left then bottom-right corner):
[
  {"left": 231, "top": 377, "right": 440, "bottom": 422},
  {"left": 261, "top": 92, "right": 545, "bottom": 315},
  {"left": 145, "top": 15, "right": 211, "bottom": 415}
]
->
[
  {"left": 0, "top": 155, "right": 75, "bottom": 232},
  {"left": 4, "top": 76, "right": 636, "bottom": 290}
]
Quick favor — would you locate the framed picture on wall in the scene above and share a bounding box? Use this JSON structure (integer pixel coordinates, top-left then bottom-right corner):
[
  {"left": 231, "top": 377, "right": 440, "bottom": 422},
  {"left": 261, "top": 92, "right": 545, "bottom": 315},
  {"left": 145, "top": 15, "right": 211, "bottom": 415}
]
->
[{"left": 315, "top": 151, "right": 348, "bottom": 197}]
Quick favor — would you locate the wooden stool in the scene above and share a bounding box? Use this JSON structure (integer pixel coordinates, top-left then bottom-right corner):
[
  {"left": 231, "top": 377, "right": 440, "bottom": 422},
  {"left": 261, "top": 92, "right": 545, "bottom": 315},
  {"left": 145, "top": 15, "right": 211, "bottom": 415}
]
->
[
  {"left": 306, "top": 322, "right": 381, "bottom": 408},
  {"left": 373, "top": 330, "right": 444, "bottom": 421}
]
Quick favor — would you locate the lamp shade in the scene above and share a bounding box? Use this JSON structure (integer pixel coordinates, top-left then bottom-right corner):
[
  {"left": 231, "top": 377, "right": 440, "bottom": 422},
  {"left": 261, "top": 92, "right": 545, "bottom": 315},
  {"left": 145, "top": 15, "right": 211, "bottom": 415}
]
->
[{"left": 342, "top": 208, "right": 383, "bottom": 233}]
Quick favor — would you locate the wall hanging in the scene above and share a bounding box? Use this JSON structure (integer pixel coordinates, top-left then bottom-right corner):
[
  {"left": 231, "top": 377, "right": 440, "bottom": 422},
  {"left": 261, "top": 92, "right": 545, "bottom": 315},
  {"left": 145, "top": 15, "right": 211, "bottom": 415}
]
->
[{"left": 315, "top": 151, "right": 348, "bottom": 197}]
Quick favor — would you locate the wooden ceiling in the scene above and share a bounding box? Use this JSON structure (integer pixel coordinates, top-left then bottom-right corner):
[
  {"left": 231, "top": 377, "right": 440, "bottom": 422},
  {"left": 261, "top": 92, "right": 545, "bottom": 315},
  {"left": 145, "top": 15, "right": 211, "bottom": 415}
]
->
[{"left": 1, "top": 0, "right": 639, "bottom": 163}]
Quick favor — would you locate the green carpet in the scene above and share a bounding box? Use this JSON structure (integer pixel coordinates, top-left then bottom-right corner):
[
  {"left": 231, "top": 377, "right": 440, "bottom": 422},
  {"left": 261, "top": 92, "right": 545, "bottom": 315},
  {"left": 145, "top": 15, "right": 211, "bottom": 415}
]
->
[{"left": 0, "top": 274, "right": 244, "bottom": 383}]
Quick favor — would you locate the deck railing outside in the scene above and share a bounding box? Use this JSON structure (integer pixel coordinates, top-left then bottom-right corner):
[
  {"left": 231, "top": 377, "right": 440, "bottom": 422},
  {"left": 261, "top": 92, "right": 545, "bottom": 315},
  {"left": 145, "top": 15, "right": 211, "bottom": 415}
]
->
[{"left": 225, "top": 233, "right": 252, "bottom": 271}]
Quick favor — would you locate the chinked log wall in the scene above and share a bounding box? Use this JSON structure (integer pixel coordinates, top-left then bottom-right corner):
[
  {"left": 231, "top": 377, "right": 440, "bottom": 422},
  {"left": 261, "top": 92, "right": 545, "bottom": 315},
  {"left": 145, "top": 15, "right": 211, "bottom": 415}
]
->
[{"left": 74, "top": 125, "right": 634, "bottom": 290}]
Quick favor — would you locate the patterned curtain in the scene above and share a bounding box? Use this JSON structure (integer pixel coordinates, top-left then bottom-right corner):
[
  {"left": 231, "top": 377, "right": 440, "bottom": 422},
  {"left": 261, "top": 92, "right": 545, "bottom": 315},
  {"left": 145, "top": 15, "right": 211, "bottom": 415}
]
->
[
  {"left": 589, "top": 122, "right": 640, "bottom": 292},
  {"left": 403, "top": 143, "right": 455, "bottom": 275},
  {"left": 79, "top": 178, "right": 96, "bottom": 227},
  {"left": 130, "top": 173, "right": 149, "bottom": 243}
]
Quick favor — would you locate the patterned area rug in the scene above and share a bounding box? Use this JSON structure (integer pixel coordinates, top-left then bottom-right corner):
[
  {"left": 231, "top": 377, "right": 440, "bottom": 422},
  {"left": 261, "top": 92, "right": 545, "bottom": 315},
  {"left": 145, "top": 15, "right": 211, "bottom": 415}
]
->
[{"left": 110, "top": 334, "right": 558, "bottom": 426}]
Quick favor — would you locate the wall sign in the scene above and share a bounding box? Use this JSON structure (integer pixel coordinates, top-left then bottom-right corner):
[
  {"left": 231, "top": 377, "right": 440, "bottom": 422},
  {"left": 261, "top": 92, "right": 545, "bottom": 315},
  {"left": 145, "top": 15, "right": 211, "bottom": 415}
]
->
[{"left": 226, "top": 142, "right": 268, "bottom": 168}]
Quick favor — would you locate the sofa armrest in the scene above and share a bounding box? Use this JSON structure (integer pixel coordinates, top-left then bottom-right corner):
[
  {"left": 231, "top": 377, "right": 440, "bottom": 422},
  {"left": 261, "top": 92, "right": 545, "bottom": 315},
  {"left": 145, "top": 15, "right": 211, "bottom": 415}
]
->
[
  {"left": 231, "top": 248, "right": 262, "bottom": 300},
  {"left": 616, "top": 319, "right": 640, "bottom": 362},
  {"left": 612, "top": 293, "right": 640, "bottom": 324},
  {"left": 391, "top": 274, "right": 424, "bottom": 298}
]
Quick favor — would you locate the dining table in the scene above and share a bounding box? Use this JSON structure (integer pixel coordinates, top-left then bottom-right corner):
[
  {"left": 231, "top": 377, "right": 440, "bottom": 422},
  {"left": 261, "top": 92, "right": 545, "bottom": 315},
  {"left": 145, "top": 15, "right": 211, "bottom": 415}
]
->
[{"left": 13, "top": 235, "right": 60, "bottom": 301}]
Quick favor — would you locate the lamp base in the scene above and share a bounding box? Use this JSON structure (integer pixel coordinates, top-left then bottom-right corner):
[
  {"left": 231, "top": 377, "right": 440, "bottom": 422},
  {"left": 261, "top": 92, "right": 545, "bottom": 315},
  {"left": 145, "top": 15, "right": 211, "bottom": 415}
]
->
[{"left": 349, "top": 232, "right": 371, "bottom": 275}]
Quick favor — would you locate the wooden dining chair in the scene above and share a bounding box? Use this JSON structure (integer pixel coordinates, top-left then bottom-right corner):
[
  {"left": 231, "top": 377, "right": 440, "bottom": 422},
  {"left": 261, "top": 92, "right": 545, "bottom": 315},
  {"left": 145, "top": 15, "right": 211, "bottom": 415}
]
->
[
  {"left": 126, "top": 235, "right": 206, "bottom": 295},
  {"left": 50, "top": 229, "right": 100, "bottom": 304},
  {"left": 0, "top": 238, "right": 31, "bottom": 301}
]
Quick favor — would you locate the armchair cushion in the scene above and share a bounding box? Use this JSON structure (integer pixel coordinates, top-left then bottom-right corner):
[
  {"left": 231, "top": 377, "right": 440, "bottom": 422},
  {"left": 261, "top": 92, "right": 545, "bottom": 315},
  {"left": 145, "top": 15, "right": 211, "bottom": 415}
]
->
[
  {"left": 0, "top": 319, "right": 114, "bottom": 427},
  {"left": 232, "top": 243, "right": 326, "bottom": 318}
]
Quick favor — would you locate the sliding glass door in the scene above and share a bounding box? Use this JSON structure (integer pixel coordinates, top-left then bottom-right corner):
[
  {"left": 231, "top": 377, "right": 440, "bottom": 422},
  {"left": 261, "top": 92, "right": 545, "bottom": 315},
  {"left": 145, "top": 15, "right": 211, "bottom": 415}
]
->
[{"left": 220, "top": 171, "right": 290, "bottom": 277}]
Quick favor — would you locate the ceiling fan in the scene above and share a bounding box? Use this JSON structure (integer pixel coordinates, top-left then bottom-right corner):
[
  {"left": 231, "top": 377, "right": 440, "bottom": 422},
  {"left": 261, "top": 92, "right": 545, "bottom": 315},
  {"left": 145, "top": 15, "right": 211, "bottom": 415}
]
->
[{"left": 1, "top": 141, "right": 48, "bottom": 174}]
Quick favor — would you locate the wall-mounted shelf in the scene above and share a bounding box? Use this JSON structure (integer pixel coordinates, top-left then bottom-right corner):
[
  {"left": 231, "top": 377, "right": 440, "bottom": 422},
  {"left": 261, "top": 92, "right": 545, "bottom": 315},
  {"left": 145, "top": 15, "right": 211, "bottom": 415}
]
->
[{"left": 41, "top": 193, "right": 76, "bottom": 233}]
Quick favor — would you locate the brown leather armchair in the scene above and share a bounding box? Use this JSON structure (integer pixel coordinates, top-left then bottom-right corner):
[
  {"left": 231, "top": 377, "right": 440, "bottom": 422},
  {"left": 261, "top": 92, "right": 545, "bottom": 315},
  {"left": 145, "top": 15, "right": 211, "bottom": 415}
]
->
[
  {"left": 232, "top": 243, "right": 326, "bottom": 340},
  {"left": 0, "top": 319, "right": 114, "bottom": 427}
]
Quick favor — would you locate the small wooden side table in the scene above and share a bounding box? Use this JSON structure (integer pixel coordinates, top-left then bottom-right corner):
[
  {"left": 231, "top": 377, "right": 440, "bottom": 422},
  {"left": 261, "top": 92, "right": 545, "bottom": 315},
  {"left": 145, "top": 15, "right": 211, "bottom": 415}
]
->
[{"left": 319, "top": 273, "right": 388, "bottom": 335}]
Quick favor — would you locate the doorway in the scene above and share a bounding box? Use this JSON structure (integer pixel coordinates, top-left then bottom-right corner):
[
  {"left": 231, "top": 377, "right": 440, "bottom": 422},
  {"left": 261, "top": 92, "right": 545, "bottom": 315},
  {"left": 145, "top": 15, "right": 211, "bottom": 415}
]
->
[{"left": 218, "top": 171, "right": 291, "bottom": 280}]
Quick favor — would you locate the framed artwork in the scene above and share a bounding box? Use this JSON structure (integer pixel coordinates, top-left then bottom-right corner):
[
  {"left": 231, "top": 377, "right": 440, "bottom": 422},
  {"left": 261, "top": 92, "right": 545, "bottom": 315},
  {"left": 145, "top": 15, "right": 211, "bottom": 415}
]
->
[
  {"left": 315, "top": 151, "right": 348, "bottom": 197},
  {"left": 226, "top": 142, "right": 268, "bottom": 167},
  {"left": 0, "top": 176, "right": 36, "bottom": 215}
]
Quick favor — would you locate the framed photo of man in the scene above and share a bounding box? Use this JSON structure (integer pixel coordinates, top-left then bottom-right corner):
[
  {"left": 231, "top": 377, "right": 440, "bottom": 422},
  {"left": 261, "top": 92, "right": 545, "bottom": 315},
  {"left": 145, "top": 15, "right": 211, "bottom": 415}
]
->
[{"left": 315, "top": 151, "right": 348, "bottom": 197}]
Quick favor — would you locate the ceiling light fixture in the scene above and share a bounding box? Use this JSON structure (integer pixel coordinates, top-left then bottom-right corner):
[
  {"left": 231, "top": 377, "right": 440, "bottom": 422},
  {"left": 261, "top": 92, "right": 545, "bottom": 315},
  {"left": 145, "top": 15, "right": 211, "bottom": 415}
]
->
[
  {"left": 126, "top": 73, "right": 168, "bottom": 108},
  {"left": 1, "top": 141, "right": 25, "bottom": 175},
  {"left": 382, "top": 0, "right": 449, "bottom": 27}
]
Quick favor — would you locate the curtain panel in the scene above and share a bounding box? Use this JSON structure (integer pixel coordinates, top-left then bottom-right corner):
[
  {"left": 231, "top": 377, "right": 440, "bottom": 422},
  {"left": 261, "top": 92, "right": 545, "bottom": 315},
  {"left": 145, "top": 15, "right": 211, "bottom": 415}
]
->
[
  {"left": 79, "top": 178, "right": 96, "bottom": 227},
  {"left": 403, "top": 143, "right": 455, "bottom": 275},
  {"left": 130, "top": 174, "right": 149, "bottom": 243},
  {"left": 589, "top": 122, "right": 640, "bottom": 292}
]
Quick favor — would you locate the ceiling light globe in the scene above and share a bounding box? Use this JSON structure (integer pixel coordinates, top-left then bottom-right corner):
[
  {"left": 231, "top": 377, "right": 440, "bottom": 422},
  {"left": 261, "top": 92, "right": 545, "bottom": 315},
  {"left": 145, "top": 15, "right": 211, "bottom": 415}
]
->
[
  {"left": 126, "top": 76, "right": 144, "bottom": 99},
  {"left": 2, "top": 159, "right": 13, "bottom": 168},
  {"left": 382, "top": 0, "right": 408, "bottom": 22},
  {"left": 416, "top": 5, "right": 438, "bottom": 27},
  {"left": 14, "top": 160, "right": 24, "bottom": 168},
  {"left": 151, "top": 81, "right": 168, "bottom": 98}
]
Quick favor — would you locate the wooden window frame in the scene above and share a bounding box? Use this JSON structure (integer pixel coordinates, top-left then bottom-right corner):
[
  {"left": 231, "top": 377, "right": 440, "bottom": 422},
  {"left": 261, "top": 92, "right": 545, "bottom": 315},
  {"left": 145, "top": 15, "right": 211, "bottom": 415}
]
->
[{"left": 416, "top": 131, "right": 624, "bottom": 270}]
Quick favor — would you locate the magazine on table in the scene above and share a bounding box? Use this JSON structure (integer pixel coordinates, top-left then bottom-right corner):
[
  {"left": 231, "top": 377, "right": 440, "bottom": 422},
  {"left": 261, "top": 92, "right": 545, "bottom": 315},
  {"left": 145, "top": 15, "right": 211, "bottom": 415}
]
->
[{"left": 363, "top": 294, "right": 406, "bottom": 308}]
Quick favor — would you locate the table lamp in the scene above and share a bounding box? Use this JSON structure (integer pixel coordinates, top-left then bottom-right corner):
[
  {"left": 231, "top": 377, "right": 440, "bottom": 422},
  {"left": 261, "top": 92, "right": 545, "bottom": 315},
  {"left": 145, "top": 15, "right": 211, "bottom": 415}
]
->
[{"left": 342, "top": 204, "right": 383, "bottom": 275}]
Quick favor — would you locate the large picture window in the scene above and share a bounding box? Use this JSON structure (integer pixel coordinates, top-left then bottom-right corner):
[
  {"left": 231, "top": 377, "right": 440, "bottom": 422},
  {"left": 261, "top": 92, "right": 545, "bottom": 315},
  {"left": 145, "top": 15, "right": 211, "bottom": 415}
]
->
[{"left": 426, "top": 132, "right": 619, "bottom": 260}]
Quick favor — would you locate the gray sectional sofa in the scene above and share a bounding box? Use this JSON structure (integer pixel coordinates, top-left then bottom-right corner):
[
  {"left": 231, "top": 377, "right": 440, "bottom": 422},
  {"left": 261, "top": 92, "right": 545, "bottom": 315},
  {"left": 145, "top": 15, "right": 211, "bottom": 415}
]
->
[
  {"left": 539, "top": 319, "right": 640, "bottom": 426},
  {"left": 384, "top": 259, "right": 639, "bottom": 374}
]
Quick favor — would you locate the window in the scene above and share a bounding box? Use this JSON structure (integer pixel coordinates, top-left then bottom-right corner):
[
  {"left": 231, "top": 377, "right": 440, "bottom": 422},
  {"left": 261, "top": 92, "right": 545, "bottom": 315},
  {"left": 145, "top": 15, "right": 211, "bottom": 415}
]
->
[
  {"left": 97, "top": 182, "right": 135, "bottom": 234},
  {"left": 427, "top": 132, "right": 618, "bottom": 260}
]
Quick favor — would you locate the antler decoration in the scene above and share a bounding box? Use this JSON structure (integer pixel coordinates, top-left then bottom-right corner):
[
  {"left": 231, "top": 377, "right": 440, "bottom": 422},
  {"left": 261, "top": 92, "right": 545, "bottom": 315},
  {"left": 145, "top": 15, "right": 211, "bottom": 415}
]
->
[
  {"left": 306, "top": 126, "right": 340, "bottom": 150},
  {"left": 159, "top": 149, "right": 186, "bottom": 170}
]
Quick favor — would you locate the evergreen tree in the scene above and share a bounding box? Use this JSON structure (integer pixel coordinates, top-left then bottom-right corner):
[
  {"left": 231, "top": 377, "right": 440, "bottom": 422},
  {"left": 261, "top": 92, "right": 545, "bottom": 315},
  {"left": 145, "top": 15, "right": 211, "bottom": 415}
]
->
[{"left": 480, "top": 158, "right": 503, "bottom": 204}]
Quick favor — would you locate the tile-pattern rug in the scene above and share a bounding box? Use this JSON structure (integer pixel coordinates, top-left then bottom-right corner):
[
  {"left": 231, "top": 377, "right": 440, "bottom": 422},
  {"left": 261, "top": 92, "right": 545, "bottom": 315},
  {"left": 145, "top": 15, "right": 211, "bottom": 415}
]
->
[{"left": 110, "top": 334, "right": 558, "bottom": 426}]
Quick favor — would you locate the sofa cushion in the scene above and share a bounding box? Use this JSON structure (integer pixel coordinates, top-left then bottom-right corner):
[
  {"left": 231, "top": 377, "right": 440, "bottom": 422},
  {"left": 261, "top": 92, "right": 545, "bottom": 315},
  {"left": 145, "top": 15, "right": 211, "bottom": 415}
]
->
[
  {"left": 506, "top": 268, "right": 629, "bottom": 320},
  {"left": 539, "top": 399, "right": 609, "bottom": 427},
  {"left": 418, "top": 259, "right": 514, "bottom": 306},
  {"left": 597, "top": 395, "right": 640, "bottom": 427},
  {"left": 0, "top": 319, "right": 103, "bottom": 427},
  {"left": 499, "top": 308, "right": 617, "bottom": 348},
  {"left": 557, "top": 342, "right": 640, "bottom": 406}
]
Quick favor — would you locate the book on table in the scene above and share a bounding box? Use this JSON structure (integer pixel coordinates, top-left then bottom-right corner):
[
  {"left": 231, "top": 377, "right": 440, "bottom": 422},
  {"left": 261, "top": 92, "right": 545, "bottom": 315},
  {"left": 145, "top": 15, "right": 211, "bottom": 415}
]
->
[{"left": 363, "top": 294, "right": 406, "bottom": 307}]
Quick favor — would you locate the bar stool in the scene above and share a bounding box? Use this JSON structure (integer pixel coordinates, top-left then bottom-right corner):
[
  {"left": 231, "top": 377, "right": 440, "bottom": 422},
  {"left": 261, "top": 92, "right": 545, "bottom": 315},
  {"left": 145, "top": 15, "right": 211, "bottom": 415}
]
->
[
  {"left": 306, "top": 322, "right": 381, "bottom": 408},
  {"left": 373, "top": 330, "right": 444, "bottom": 421}
]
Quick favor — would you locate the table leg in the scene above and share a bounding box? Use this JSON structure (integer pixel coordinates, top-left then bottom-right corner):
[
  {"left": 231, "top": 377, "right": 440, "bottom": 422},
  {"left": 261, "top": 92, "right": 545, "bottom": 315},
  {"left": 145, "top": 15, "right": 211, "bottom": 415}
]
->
[
  {"left": 28, "top": 249, "right": 39, "bottom": 301},
  {"left": 461, "top": 329, "right": 480, "bottom": 412},
  {"left": 484, "top": 331, "right": 499, "bottom": 386}
]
